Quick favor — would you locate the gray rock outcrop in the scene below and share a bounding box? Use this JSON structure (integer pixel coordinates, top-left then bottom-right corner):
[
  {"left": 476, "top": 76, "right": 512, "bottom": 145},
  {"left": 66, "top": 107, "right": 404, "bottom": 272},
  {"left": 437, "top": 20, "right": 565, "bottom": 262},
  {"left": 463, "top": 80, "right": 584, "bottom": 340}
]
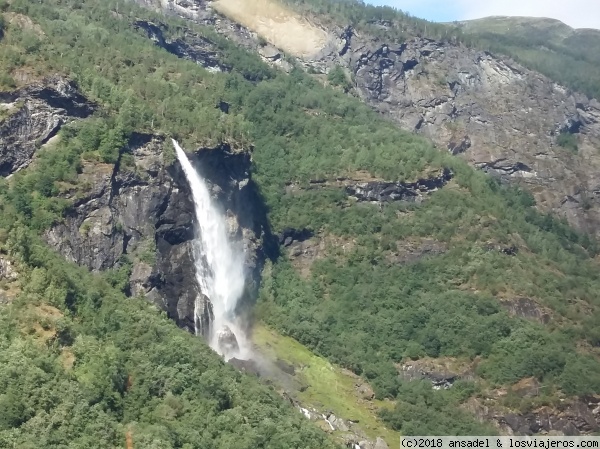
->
[
  {"left": 133, "top": 19, "right": 226, "bottom": 72},
  {"left": 345, "top": 168, "right": 453, "bottom": 203},
  {"left": 0, "top": 255, "right": 18, "bottom": 305},
  {"left": 499, "top": 297, "right": 552, "bottom": 324},
  {"left": 0, "top": 76, "right": 95, "bottom": 176},
  {"left": 216, "top": 325, "right": 240, "bottom": 356},
  {"left": 43, "top": 133, "right": 203, "bottom": 331},
  {"left": 465, "top": 395, "right": 600, "bottom": 436}
]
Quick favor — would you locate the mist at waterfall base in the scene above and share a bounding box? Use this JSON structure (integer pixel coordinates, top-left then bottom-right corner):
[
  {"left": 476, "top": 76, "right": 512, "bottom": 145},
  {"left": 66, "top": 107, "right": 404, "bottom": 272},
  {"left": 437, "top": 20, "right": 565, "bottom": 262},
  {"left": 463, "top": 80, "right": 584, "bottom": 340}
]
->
[{"left": 173, "top": 139, "right": 251, "bottom": 361}]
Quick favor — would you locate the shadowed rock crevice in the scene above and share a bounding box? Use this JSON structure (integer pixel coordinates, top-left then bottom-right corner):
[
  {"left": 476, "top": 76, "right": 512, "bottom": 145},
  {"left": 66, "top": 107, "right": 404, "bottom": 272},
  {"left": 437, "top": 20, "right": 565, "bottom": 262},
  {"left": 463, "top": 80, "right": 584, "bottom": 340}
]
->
[
  {"left": 345, "top": 168, "right": 453, "bottom": 203},
  {"left": 133, "top": 19, "right": 227, "bottom": 72},
  {"left": 188, "top": 144, "right": 280, "bottom": 312},
  {"left": 278, "top": 228, "right": 314, "bottom": 247}
]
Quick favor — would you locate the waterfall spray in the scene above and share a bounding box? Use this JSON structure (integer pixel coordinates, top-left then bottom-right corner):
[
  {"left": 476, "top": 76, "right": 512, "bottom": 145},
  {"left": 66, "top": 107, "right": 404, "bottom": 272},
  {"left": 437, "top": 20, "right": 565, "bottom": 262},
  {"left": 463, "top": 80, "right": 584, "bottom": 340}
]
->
[{"left": 173, "top": 139, "right": 250, "bottom": 360}]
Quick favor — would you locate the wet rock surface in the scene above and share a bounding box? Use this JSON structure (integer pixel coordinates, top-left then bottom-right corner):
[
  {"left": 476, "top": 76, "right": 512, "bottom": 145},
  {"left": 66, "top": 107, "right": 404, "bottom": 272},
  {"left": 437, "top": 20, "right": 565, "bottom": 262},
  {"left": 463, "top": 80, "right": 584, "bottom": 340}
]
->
[
  {"left": 216, "top": 325, "right": 240, "bottom": 356},
  {"left": 189, "top": 144, "right": 276, "bottom": 293},
  {"left": 43, "top": 131, "right": 269, "bottom": 334}
]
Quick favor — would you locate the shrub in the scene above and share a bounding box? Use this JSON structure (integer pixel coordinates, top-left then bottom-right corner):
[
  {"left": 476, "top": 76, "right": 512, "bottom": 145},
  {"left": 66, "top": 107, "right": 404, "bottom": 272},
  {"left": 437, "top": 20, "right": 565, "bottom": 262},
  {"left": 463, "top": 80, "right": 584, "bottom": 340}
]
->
[
  {"left": 557, "top": 132, "right": 578, "bottom": 152},
  {"left": 327, "top": 65, "right": 352, "bottom": 91}
]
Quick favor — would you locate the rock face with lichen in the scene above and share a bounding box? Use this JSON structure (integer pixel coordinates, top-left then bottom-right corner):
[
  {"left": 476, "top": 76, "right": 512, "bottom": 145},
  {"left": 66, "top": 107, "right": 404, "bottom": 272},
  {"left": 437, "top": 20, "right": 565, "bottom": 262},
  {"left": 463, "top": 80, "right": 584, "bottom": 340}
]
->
[{"left": 44, "top": 133, "right": 207, "bottom": 332}]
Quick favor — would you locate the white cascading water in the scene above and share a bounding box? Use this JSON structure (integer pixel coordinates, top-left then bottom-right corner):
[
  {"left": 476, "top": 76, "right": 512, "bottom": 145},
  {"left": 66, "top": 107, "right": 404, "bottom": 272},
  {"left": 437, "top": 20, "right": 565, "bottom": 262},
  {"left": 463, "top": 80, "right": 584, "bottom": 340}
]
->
[{"left": 172, "top": 139, "right": 249, "bottom": 360}]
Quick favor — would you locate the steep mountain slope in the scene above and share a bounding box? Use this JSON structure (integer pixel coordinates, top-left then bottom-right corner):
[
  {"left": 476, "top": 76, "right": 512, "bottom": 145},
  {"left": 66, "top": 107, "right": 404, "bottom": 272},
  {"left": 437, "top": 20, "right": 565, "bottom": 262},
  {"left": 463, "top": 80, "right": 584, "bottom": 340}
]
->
[
  {"left": 1, "top": 0, "right": 600, "bottom": 444},
  {"left": 126, "top": 0, "right": 600, "bottom": 435},
  {"left": 458, "top": 16, "right": 600, "bottom": 99},
  {"left": 136, "top": 0, "right": 600, "bottom": 240}
]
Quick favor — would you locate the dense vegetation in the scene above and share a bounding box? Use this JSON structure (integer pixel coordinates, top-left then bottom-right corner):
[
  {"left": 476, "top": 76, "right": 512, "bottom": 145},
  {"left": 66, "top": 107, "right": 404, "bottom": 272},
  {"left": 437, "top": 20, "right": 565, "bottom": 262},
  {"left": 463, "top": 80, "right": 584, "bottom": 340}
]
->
[
  {"left": 0, "top": 0, "right": 599, "bottom": 441},
  {"left": 0, "top": 233, "right": 336, "bottom": 448}
]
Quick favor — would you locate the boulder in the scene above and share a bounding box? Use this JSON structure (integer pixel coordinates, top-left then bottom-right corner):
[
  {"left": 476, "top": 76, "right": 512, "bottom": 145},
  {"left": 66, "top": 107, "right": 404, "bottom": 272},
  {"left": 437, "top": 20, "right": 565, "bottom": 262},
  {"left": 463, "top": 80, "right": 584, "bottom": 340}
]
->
[{"left": 217, "top": 325, "right": 240, "bottom": 356}]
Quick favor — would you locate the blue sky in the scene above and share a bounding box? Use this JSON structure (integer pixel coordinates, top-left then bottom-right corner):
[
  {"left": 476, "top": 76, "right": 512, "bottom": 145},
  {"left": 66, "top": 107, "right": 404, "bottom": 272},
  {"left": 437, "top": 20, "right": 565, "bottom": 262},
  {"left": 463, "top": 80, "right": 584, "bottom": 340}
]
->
[
  {"left": 365, "top": 0, "right": 600, "bottom": 30},
  {"left": 368, "top": 0, "right": 459, "bottom": 23}
]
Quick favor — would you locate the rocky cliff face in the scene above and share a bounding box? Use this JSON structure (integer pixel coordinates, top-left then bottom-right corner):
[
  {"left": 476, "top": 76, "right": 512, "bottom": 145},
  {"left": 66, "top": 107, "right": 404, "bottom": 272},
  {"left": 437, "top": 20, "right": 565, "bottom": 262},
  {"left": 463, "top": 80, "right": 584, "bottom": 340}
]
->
[
  {"left": 0, "top": 76, "right": 95, "bottom": 176},
  {"left": 465, "top": 393, "right": 600, "bottom": 436},
  {"left": 344, "top": 168, "right": 453, "bottom": 203},
  {"left": 311, "top": 31, "right": 600, "bottom": 236},
  {"left": 133, "top": 19, "right": 227, "bottom": 72},
  {"left": 44, "top": 133, "right": 269, "bottom": 333},
  {"left": 44, "top": 133, "right": 204, "bottom": 331}
]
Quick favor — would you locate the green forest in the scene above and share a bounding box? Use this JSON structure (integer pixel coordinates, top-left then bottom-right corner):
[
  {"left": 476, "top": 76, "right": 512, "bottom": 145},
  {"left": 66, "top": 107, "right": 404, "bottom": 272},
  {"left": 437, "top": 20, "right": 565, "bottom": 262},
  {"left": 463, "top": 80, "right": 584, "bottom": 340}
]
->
[{"left": 0, "top": 0, "right": 599, "bottom": 444}]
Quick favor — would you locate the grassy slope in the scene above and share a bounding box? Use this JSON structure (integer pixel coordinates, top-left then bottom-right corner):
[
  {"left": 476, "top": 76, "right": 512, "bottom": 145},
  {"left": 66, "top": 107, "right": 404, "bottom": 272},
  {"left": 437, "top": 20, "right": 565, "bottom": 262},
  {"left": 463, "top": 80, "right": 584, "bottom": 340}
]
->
[
  {"left": 253, "top": 324, "right": 400, "bottom": 446},
  {"left": 458, "top": 17, "right": 575, "bottom": 43}
]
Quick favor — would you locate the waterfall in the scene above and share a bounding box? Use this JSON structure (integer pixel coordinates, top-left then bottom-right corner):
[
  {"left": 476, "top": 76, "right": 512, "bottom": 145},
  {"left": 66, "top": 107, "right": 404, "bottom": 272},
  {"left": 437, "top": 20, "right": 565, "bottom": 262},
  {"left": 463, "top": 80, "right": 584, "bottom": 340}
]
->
[{"left": 172, "top": 139, "right": 249, "bottom": 360}]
